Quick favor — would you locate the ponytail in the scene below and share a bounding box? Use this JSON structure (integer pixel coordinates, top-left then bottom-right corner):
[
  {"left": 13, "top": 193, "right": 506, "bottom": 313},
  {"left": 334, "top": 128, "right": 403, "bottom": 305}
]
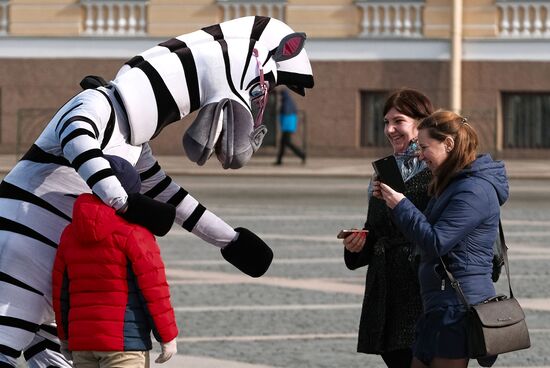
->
[{"left": 418, "top": 111, "right": 478, "bottom": 196}]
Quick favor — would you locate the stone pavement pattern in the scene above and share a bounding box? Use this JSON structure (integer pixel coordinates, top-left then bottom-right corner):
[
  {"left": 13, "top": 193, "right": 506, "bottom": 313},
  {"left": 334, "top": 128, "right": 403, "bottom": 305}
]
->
[
  {"left": 151, "top": 175, "right": 550, "bottom": 368},
  {"left": 2, "top": 155, "right": 549, "bottom": 368}
]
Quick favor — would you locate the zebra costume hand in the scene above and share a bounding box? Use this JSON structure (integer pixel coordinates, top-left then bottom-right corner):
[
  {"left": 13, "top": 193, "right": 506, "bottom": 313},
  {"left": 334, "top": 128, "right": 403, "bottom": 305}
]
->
[{"left": 221, "top": 227, "right": 273, "bottom": 277}]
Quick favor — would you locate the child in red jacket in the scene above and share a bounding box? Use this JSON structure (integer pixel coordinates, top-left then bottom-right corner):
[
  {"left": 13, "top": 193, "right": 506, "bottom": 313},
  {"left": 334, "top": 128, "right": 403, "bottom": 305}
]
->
[{"left": 52, "top": 155, "right": 178, "bottom": 368}]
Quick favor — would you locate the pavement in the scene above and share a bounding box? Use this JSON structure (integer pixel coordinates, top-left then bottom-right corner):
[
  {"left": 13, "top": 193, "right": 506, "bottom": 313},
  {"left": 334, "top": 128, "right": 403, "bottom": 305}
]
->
[
  {"left": 4, "top": 153, "right": 550, "bottom": 368},
  {"left": 1, "top": 154, "right": 549, "bottom": 179}
]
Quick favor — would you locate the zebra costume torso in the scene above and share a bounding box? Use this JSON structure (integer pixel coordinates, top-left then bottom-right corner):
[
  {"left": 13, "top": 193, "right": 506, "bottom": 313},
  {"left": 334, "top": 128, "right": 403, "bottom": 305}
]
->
[{"left": 1, "top": 86, "right": 234, "bottom": 300}]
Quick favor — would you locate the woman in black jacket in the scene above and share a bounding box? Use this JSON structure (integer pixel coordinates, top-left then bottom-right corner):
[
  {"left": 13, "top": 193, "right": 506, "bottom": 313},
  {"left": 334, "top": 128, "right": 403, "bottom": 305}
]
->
[{"left": 342, "top": 88, "right": 433, "bottom": 368}]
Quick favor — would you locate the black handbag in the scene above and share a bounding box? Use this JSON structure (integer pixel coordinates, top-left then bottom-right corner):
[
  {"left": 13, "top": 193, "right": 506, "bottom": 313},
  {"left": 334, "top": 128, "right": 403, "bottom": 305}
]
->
[{"left": 440, "top": 221, "right": 531, "bottom": 358}]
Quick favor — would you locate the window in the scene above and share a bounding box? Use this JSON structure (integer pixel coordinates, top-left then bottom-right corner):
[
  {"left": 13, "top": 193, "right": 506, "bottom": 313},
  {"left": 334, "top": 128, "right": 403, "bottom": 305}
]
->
[
  {"left": 360, "top": 91, "right": 390, "bottom": 147},
  {"left": 502, "top": 92, "right": 550, "bottom": 149}
]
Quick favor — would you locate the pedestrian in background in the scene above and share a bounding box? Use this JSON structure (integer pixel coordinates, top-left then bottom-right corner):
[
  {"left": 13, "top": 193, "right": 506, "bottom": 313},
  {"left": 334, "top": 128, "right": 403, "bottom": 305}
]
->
[
  {"left": 375, "top": 110, "right": 508, "bottom": 368},
  {"left": 52, "top": 155, "right": 178, "bottom": 368},
  {"left": 274, "top": 89, "right": 306, "bottom": 165},
  {"left": 343, "top": 88, "right": 434, "bottom": 368}
]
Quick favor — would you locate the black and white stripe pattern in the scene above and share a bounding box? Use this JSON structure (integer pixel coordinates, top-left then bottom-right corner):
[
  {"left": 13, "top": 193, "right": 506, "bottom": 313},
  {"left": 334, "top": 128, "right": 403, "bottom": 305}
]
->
[
  {"left": 0, "top": 88, "right": 232, "bottom": 357},
  {"left": 113, "top": 35, "right": 272, "bottom": 146},
  {"left": 135, "top": 144, "right": 234, "bottom": 246},
  {"left": 0, "top": 16, "right": 313, "bottom": 363},
  {"left": 114, "top": 16, "right": 313, "bottom": 146},
  {"left": 116, "top": 16, "right": 313, "bottom": 90}
]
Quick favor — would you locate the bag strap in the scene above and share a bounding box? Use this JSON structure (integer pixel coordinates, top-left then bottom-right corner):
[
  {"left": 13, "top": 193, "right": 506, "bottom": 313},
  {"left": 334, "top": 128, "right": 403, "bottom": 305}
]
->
[
  {"left": 439, "top": 219, "right": 514, "bottom": 309},
  {"left": 499, "top": 220, "right": 513, "bottom": 298}
]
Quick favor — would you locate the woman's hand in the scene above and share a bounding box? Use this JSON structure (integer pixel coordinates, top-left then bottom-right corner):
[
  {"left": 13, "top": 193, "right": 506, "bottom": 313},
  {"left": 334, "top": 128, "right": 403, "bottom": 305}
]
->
[
  {"left": 378, "top": 182, "right": 405, "bottom": 209},
  {"left": 343, "top": 230, "right": 367, "bottom": 253},
  {"left": 372, "top": 180, "right": 382, "bottom": 199}
]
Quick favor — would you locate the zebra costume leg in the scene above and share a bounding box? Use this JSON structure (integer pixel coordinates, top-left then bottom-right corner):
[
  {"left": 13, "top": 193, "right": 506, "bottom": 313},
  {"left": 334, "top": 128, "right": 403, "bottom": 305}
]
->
[
  {"left": 0, "top": 282, "right": 69, "bottom": 367},
  {"left": 0, "top": 168, "right": 76, "bottom": 367},
  {"left": 24, "top": 324, "right": 70, "bottom": 368}
]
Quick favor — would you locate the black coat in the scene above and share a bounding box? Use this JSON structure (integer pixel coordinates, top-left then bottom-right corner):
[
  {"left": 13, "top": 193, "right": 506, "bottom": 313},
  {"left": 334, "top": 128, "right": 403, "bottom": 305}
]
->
[{"left": 345, "top": 168, "right": 431, "bottom": 354}]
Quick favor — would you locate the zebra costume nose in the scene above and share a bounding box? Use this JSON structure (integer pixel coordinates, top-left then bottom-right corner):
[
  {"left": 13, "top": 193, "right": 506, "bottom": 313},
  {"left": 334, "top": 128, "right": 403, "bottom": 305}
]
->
[{"left": 183, "top": 99, "right": 266, "bottom": 169}]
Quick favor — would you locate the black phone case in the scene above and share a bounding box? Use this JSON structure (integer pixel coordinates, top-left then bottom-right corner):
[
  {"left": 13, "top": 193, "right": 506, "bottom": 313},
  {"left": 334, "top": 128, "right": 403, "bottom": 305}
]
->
[{"left": 371, "top": 155, "right": 406, "bottom": 193}]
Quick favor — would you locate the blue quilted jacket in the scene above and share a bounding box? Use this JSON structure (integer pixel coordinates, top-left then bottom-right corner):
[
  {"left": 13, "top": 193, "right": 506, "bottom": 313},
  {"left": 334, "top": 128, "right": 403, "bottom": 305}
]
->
[{"left": 391, "top": 154, "right": 509, "bottom": 312}]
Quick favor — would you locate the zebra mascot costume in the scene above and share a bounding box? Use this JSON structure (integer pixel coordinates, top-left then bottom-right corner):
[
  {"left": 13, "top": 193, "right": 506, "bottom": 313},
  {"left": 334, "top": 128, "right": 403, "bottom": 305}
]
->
[{"left": 0, "top": 16, "right": 314, "bottom": 368}]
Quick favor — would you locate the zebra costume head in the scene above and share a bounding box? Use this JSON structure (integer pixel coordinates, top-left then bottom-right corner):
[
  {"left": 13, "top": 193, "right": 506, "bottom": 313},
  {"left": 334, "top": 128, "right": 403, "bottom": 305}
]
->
[{"left": 112, "top": 16, "right": 314, "bottom": 169}]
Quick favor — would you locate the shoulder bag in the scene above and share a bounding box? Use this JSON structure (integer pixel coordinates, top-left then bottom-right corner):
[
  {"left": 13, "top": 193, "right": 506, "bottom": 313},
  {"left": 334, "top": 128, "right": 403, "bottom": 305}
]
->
[{"left": 440, "top": 221, "right": 531, "bottom": 358}]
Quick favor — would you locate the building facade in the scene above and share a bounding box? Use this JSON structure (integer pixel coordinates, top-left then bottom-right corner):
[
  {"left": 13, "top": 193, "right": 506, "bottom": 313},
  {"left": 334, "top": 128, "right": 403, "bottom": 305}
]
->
[{"left": 0, "top": 0, "right": 549, "bottom": 158}]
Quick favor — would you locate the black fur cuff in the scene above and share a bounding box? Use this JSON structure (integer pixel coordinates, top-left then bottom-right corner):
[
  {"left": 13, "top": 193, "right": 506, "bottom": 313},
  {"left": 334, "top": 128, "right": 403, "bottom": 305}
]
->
[
  {"left": 221, "top": 227, "right": 273, "bottom": 278},
  {"left": 120, "top": 193, "right": 176, "bottom": 236}
]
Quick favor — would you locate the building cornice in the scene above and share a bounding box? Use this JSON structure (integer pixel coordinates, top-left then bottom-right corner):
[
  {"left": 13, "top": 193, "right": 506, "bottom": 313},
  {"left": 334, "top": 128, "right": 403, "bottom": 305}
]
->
[{"left": 0, "top": 37, "right": 548, "bottom": 61}]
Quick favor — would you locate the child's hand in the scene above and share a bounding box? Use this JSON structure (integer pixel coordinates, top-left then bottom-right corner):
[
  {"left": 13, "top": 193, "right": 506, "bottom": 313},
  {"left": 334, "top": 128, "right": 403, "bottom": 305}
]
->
[{"left": 156, "top": 338, "right": 177, "bottom": 363}]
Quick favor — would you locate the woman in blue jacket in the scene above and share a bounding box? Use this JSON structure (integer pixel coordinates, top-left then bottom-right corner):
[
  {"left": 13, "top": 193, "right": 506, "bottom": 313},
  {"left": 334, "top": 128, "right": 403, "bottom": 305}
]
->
[{"left": 374, "top": 110, "right": 509, "bottom": 368}]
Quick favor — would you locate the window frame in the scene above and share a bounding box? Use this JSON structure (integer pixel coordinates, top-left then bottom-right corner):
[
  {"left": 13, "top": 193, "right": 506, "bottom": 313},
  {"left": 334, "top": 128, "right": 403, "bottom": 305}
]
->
[
  {"left": 501, "top": 91, "right": 550, "bottom": 149},
  {"left": 359, "top": 90, "right": 391, "bottom": 148}
]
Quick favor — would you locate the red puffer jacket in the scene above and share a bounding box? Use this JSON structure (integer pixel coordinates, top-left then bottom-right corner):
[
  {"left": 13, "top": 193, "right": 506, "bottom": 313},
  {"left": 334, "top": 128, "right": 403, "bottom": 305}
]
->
[{"left": 52, "top": 193, "right": 178, "bottom": 351}]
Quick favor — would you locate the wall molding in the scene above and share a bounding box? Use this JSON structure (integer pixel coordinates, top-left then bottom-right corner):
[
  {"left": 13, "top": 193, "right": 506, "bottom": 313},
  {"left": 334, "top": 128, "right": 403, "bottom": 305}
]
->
[{"left": 0, "top": 37, "right": 548, "bottom": 61}]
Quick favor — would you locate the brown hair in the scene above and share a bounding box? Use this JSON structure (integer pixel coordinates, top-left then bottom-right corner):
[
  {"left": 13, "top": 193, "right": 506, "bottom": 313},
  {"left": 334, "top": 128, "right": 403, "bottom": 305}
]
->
[
  {"left": 418, "top": 110, "right": 479, "bottom": 196},
  {"left": 383, "top": 88, "right": 434, "bottom": 120}
]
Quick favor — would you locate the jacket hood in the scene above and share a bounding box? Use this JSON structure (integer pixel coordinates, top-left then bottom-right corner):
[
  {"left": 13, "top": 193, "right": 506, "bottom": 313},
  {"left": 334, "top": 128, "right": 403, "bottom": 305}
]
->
[
  {"left": 457, "top": 154, "right": 509, "bottom": 205},
  {"left": 72, "top": 194, "right": 119, "bottom": 243}
]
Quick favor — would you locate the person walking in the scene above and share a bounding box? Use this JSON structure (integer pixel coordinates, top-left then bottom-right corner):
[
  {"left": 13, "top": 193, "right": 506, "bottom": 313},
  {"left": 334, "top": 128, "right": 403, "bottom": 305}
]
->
[
  {"left": 52, "top": 155, "right": 178, "bottom": 368},
  {"left": 375, "top": 110, "right": 508, "bottom": 368},
  {"left": 274, "top": 89, "right": 306, "bottom": 165},
  {"left": 342, "top": 88, "right": 434, "bottom": 368}
]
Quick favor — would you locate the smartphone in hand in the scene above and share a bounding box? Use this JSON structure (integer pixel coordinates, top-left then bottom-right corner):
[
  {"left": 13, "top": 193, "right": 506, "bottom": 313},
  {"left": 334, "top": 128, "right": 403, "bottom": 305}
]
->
[
  {"left": 372, "top": 155, "right": 406, "bottom": 193},
  {"left": 337, "top": 229, "right": 369, "bottom": 239}
]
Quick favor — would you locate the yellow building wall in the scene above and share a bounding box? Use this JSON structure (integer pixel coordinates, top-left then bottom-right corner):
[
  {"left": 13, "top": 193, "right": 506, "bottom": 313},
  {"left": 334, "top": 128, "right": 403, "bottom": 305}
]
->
[
  {"left": 423, "top": 0, "right": 451, "bottom": 38},
  {"left": 287, "top": 4, "right": 359, "bottom": 38},
  {"left": 5, "top": 0, "right": 505, "bottom": 40},
  {"left": 9, "top": 0, "right": 81, "bottom": 36},
  {"left": 423, "top": 0, "right": 499, "bottom": 38},
  {"left": 148, "top": 1, "right": 220, "bottom": 36},
  {"left": 285, "top": 0, "right": 358, "bottom": 37},
  {"left": 463, "top": 0, "right": 498, "bottom": 38}
]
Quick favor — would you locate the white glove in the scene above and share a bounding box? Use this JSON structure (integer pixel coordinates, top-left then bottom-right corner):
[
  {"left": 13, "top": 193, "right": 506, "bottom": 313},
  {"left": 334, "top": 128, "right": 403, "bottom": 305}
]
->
[
  {"left": 155, "top": 338, "right": 177, "bottom": 364},
  {"left": 59, "top": 340, "right": 72, "bottom": 361}
]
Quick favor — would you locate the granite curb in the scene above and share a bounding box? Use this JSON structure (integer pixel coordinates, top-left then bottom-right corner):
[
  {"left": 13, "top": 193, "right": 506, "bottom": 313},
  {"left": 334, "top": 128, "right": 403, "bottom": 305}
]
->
[{"left": 0, "top": 155, "right": 548, "bottom": 179}]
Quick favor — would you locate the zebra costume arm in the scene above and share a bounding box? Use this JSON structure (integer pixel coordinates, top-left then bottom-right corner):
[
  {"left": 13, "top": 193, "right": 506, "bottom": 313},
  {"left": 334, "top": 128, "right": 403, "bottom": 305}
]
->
[
  {"left": 135, "top": 144, "right": 236, "bottom": 247},
  {"left": 55, "top": 89, "right": 128, "bottom": 210},
  {"left": 135, "top": 145, "right": 273, "bottom": 278}
]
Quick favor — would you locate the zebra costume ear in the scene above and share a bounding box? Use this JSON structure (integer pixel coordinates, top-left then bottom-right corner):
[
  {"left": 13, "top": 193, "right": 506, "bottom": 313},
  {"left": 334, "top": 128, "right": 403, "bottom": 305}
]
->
[
  {"left": 273, "top": 33, "right": 306, "bottom": 62},
  {"left": 183, "top": 99, "right": 266, "bottom": 169},
  {"left": 272, "top": 32, "right": 313, "bottom": 96}
]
